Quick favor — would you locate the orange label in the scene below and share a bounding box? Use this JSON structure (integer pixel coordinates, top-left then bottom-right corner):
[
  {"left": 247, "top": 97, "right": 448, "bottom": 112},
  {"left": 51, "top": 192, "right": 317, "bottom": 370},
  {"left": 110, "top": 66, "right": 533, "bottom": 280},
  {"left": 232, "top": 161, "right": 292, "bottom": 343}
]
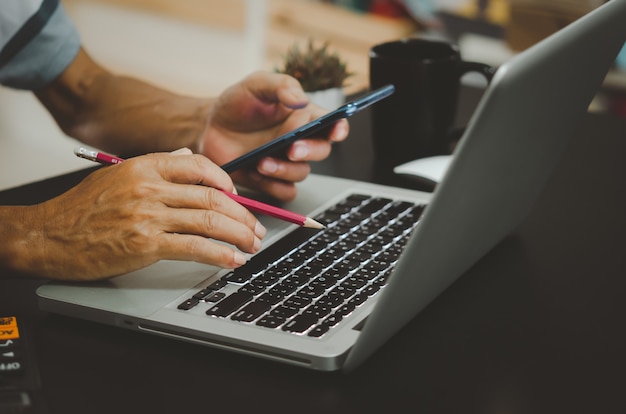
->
[{"left": 0, "top": 316, "right": 20, "bottom": 340}]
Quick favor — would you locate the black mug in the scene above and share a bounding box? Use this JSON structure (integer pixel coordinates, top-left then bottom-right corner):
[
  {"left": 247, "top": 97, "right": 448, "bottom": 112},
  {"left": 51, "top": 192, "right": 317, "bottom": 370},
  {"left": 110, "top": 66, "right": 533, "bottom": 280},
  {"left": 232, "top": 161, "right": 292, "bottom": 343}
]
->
[{"left": 369, "top": 37, "right": 495, "bottom": 170}]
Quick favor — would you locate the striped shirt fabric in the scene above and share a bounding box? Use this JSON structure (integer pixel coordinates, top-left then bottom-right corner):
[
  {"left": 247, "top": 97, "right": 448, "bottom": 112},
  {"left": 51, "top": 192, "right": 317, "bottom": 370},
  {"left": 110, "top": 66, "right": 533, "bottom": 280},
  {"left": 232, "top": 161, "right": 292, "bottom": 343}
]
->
[{"left": 0, "top": 0, "right": 80, "bottom": 90}]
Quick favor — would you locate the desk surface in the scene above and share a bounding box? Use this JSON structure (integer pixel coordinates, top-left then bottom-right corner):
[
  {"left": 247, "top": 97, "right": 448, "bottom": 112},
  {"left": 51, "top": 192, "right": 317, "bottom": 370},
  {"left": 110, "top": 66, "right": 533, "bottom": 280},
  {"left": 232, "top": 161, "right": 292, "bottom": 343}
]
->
[{"left": 2, "top": 87, "right": 626, "bottom": 414}]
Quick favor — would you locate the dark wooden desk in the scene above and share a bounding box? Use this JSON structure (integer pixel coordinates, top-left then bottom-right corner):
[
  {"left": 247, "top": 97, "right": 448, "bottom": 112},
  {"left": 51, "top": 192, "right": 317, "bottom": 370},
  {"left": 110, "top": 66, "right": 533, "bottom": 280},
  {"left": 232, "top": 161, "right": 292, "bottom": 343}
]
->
[{"left": 2, "top": 87, "right": 626, "bottom": 414}]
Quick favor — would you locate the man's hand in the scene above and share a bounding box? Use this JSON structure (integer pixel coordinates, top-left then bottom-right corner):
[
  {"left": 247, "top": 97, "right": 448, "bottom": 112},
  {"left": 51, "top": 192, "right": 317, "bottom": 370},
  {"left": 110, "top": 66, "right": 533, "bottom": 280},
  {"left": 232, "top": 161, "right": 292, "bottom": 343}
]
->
[
  {"left": 1, "top": 151, "right": 266, "bottom": 281},
  {"left": 200, "top": 71, "right": 349, "bottom": 201}
]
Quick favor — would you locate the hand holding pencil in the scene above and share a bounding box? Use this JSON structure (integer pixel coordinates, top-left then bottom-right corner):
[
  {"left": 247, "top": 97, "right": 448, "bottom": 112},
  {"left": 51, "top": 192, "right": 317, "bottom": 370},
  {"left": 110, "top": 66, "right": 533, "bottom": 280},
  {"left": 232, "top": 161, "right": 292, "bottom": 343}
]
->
[
  {"left": 74, "top": 147, "right": 324, "bottom": 229},
  {"left": 22, "top": 148, "right": 284, "bottom": 280}
]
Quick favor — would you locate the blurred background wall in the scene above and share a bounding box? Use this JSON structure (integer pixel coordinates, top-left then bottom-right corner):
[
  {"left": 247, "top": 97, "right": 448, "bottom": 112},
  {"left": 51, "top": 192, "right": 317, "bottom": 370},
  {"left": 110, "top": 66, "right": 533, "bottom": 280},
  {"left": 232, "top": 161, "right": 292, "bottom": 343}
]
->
[{"left": 0, "top": 0, "right": 623, "bottom": 190}]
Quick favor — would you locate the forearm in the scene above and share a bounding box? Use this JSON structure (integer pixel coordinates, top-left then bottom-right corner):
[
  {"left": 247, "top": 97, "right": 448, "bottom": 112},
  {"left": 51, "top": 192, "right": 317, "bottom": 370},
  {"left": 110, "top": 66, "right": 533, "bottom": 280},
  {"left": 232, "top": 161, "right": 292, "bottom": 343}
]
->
[{"left": 35, "top": 48, "right": 213, "bottom": 156}]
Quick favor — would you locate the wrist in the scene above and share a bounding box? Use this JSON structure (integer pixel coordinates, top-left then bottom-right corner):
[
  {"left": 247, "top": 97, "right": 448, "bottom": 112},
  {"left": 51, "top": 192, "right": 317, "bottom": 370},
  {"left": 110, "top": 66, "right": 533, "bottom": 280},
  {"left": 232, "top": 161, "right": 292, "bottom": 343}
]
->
[
  {"left": 0, "top": 205, "right": 47, "bottom": 278},
  {"left": 185, "top": 97, "right": 213, "bottom": 154}
]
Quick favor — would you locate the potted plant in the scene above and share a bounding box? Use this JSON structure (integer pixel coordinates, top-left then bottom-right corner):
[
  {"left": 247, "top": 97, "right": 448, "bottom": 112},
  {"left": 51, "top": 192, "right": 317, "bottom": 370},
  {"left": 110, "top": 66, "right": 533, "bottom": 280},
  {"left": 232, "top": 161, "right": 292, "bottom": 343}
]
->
[{"left": 275, "top": 39, "right": 353, "bottom": 108}]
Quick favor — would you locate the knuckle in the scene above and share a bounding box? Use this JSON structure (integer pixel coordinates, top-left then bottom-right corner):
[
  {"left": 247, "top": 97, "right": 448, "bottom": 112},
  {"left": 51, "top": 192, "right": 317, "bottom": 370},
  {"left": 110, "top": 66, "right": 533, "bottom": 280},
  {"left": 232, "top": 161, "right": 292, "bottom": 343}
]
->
[
  {"left": 238, "top": 231, "right": 257, "bottom": 251},
  {"left": 185, "top": 236, "right": 234, "bottom": 267},
  {"left": 201, "top": 210, "right": 218, "bottom": 234},
  {"left": 182, "top": 236, "right": 202, "bottom": 258},
  {"left": 122, "top": 225, "right": 158, "bottom": 256},
  {"left": 203, "top": 187, "right": 222, "bottom": 210}
]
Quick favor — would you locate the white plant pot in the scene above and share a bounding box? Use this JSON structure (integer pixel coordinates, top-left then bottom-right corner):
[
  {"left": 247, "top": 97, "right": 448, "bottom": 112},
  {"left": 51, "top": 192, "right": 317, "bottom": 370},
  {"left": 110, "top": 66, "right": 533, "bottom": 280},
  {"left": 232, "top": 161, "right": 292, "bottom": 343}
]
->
[{"left": 306, "top": 88, "right": 345, "bottom": 109}]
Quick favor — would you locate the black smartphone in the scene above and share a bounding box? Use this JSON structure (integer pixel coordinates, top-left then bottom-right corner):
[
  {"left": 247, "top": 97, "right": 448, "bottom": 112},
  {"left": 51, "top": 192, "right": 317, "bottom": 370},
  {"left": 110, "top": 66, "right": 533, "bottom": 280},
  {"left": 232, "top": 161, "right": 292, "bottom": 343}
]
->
[{"left": 220, "top": 84, "right": 395, "bottom": 173}]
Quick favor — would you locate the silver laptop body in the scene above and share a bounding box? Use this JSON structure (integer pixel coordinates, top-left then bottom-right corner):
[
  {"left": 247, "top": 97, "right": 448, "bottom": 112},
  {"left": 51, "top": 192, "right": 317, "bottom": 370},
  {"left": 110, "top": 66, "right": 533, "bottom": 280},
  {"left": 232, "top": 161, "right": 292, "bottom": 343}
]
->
[{"left": 37, "top": 0, "right": 626, "bottom": 372}]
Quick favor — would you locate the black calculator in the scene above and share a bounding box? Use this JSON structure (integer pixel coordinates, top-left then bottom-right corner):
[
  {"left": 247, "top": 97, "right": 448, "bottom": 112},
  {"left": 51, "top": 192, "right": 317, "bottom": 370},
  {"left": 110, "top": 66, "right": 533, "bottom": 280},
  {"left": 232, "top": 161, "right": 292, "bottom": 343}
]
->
[{"left": 0, "top": 315, "right": 45, "bottom": 413}]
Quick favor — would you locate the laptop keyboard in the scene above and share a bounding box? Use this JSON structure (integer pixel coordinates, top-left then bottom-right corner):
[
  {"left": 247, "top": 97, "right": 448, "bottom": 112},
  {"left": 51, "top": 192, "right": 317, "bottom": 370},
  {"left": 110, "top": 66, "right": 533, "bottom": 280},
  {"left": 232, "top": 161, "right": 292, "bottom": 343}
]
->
[{"left": 177, "top": 194, "right": 425, "bottom": 338}]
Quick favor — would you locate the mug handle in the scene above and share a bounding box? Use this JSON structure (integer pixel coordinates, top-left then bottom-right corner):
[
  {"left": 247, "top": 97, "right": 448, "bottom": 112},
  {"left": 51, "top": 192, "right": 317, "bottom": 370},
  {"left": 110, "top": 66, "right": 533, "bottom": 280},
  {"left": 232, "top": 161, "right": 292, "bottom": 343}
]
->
[
  {"left": 446, "top": 62, "right": 496, "bottom": 152},
  {"left": 457, "top": 61, "right": 497, "bottom": 83}
]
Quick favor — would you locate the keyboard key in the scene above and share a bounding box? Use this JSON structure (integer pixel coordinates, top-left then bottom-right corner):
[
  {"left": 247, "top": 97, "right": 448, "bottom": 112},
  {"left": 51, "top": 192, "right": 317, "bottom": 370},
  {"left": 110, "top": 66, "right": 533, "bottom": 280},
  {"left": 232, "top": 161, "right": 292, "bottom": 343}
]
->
[
  {"left": 329, "top": 285, "right": 356, "bottom": 300},
  {"left": 316, "top": 232, "right": 341, "bottom": 244},
  {"left": 256, "top": 315, "right": 286, "bottom": 329},
  {"left": 208, "top": 278, "right": 228, "bottom": 290},
  {"left": 293, "top": 264, "right": 324, "bottom": 279},
  {"left": 238, "top": 283, "right": 265, "bottom": 295},
  {"left": 308, "top": 275, "right": 337, "bottom": 290},
  {"left": 335, "top": 303, "right": 356, "bottom": 317},
  {"left": 364, "top": 259, "right": 390, "bottom": 272},
  {"left": 251, "top": 272, "right": 281, "bottom": 287},
  {"left": 264, "top": 265, "right": 291, "bottom": 280},
  {"left": 205, "top": 292, "right": 226, "bottom": 303},
  {"left": 282, "top": 314, "right": 318, "bottom": 333},
  {"left": 319, "top": 248, "right": 346, "bottom": 261},
  {"left": 283, "top": 295, "right": 312, "bottom": 309},
  {"left": 354, "top": 267, "right": 383, "bottom": 281},
  {"left": 316, "top": 294, "right": 344, "bottom": 309},
  {"left": 359, "top": 198, "right": 391, "bottom": 214},
  {"left": 361, "top": 284, "right": 381, "bottom": 296},
  {"left": 270, "top": 305, "right": 299, "bottom": 319},
  {"left": 297, "top": 284, "right": 326, "bottom": 299},
  {"left": 310, "top": 255, "right": 336, "bottom": 268},
  {"left": 192, "top": 288, "right": 214, "bottom": 300},
  {"left": 303, "top": 304, "right": 332, "bottom": 319},
  {"left": 283, "top": 273, "right": 311, "bottom": 287},
  {"left": 206, "top": 292, "right": 253, "bottom": 317},
  {"left": 177, "top": 298, "right": 199, "bottom": 310},
  {"left": 269, "top": 282, "right": 297, "bottom": 297},
  {"left": 224, "top": 270, "right": 253, "bottom": 284},
  {"left": 333, "top": 260, "right": 361, "bottom": 273},
  {"left": 385, "top": 201, "right": 414, "bottom": 217},
  {"left": 347, "top": 293, "right": 369, "bottom": 308},
  {"left": 257, "top": 291, "right": 284, "bottom": 305},
  {"left": 323, "top": 313, "right": 343, "bottom": 327},
  {"left": 308, "top": 324, "right": 330, "bottom": 338},
  {"left": 323, "top": 266, "right": 351, "bottom": 280},
  {"left": 231, "top": 301, "right": 271, "bottom": 323},
  {"left": 340, "top": 276, "right": 368, "bottom": 290}
]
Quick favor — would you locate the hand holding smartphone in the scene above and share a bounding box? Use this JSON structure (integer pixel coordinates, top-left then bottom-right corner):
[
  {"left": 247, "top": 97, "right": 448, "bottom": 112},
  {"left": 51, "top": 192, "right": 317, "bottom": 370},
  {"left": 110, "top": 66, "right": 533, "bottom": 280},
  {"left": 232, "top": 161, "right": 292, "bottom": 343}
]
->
[{"left": 220, "top": 84, "right": 395, "bottom": 173}]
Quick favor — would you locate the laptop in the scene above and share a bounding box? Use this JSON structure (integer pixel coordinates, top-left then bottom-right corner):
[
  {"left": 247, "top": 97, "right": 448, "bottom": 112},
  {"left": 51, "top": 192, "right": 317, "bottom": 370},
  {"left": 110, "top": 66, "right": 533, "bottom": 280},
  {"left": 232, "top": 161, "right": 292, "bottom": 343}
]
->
[{"left": 37, "top": 0, "right": 626, "bottom": 372}]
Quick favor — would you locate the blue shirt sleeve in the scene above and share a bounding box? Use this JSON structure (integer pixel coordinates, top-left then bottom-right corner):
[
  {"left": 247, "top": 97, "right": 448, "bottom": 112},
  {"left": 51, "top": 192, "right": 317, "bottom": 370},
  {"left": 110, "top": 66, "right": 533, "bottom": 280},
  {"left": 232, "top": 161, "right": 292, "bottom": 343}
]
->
[{"left": 0, "top": 0, "right": 81, "bottom": 90}]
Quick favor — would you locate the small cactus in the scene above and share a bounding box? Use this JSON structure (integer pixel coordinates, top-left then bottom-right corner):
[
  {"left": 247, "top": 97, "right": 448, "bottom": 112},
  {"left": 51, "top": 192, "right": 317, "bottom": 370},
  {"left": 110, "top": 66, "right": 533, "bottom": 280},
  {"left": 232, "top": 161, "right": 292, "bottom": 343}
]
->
[{"left": 276, "top": 39, "right": 353, "bottom": 92}]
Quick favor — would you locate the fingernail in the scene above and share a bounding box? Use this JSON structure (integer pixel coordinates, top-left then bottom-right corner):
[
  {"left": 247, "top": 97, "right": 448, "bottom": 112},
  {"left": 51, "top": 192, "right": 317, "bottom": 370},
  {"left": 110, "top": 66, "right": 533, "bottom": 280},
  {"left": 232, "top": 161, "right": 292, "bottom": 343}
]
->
[
  {"left": 234, "top": 251, "right": 247, "bottom": 265},
  {"left": 259, "top": 158, "right": 278, "bottom": 173},
  {"left": 286, "top": 87, "right": 309, "bottom": 108},
  {"left": 170, "top": 147, "right": 192, "bottom": 155},
  {"left": 332, "top": 121, "right": 348, "bottom": 142},
  {"left": 292, "top": 142, "right": 309, "bottom": 159},
  {"left": 255, "top": 221, "right": 267, "bottom": 238},
  {"left": 253, "top": 236, "right": 262, "bottom": 252}
]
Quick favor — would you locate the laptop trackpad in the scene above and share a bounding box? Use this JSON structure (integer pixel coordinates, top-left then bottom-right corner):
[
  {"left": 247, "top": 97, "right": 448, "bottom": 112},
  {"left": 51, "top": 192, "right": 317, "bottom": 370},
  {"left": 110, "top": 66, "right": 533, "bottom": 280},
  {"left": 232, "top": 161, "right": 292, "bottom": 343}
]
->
[{"left": 37, "top": 260, "right": 219, "bottom": 317}]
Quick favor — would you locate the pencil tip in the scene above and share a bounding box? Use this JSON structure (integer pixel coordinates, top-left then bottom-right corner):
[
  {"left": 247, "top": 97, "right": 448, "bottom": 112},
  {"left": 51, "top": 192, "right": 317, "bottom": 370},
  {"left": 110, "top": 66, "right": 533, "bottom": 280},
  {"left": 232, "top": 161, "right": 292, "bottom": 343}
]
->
[{"left": 304, "top": 217, "right": 325, "bottom": 229}]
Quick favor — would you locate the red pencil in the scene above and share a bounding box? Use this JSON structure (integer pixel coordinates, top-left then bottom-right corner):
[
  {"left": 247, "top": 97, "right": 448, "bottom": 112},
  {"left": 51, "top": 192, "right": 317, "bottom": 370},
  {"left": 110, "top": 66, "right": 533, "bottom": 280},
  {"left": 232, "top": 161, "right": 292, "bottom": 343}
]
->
[{"left": 73, "top": 147, "right": 324, "bottom": 229}]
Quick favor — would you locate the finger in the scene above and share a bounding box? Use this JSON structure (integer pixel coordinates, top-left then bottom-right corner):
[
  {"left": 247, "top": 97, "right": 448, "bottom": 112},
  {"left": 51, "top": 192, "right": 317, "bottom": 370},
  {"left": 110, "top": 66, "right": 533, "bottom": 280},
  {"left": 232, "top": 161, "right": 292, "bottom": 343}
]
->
[
  {"left": 233, "top": 170, "right": 299, "bottom": 202},
  {"left": 286, "top": 140, "right": 332, "bottom": 162},
  {"left": 160, "top": 233, "right": 250, "bottom": 268},
  {"left": 168, "top": 148, "right": 240, "bottom": 194},
  {"left": 295, "top": 118, "right": 349, "bottom": 143},
  {"left": 156, "top": 185, "right": 266, "bottom": 238},
  {"left": 158, "top": 207, "right": 262, "bottom": 254},
  {"left": 146, "top": 153, "right": 235, "bottom": 192},
  {"left": 282, "top": 119, "right": 348, "bottom": 161},
  {"left": 246, "top": 71, "right": 309, "bottom": 109},
  {"left": 281, "top": 119, "right": 349, "bottom": 162},
  {"left": 256, "top": 157, "right": 311, "bottom": 181},
  {"left": 328, "top": 118, "right": 349, "bottom": 142}
]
